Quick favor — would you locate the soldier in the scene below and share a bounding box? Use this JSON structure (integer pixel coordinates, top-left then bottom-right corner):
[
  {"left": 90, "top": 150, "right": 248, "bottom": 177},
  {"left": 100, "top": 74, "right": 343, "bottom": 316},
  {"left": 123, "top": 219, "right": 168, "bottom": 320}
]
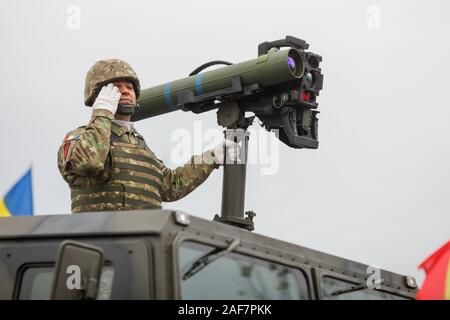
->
[{"left": 58, "top": 59, "right": 237, "bottom": 213}]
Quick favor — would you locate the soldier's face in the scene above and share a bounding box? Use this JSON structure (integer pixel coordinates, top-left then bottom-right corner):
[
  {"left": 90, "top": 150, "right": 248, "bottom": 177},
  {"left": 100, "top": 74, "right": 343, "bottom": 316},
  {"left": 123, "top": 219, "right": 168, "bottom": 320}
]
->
[{"left": 113, "top": 81, "right": 136, "bottom": 106}]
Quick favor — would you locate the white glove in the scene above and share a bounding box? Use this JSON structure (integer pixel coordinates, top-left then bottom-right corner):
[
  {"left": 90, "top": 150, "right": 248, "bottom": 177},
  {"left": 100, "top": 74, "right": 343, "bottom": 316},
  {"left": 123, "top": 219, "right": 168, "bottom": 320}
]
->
[
  {"left": 92, "top": 83, "right": 121, "bottom": 115},
  {"left": 213, "top": 139, "right": 240, "bottom": 165}
]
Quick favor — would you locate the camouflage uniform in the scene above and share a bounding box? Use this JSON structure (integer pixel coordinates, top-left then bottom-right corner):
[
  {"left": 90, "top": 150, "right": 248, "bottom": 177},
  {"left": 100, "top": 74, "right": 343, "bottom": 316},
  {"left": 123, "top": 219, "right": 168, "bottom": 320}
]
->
[
  {"left": 58, "top": 57, "right": 219, "bottom": 213},
  {"left": 58, "top": 109, "right": 219, "bottom": 213}
]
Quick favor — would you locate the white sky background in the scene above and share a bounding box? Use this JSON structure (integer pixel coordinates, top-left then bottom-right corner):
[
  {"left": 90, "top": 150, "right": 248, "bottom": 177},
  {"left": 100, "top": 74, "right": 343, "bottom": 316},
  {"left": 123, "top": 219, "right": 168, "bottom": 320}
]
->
[{"left": 1, "top": 0, "right": 449, "bottom": 286}]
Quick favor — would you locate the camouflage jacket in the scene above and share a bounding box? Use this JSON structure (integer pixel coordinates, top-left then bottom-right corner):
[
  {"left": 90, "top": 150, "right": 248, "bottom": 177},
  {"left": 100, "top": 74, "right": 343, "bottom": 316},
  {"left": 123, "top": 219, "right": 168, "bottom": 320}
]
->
[{"left": 57, "top": 109, "right": 219, "bottom": 212}]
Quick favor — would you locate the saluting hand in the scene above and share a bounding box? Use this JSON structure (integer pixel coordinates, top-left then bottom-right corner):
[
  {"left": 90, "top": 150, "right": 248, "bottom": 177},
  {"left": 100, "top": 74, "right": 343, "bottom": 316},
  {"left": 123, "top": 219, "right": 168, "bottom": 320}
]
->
[{"left": 92, "top": 83, "right": 121, "bottom": 115}]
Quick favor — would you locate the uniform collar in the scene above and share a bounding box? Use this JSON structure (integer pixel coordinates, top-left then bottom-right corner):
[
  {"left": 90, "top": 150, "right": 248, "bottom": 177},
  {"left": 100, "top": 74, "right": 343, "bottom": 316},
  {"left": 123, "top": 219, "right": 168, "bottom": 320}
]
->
[{"left": 111, "top": 121, "right": 143, "bottom": 139}]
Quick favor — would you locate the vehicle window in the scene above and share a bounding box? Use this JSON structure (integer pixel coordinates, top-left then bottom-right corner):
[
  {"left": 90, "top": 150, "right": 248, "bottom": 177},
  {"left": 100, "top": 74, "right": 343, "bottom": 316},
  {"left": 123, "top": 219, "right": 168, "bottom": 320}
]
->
[
  {"left": 321, "top": 276, "right": 408, "bottom": 300},
  {"left": 178, "top": 241, "right": 309, "bottom": 300},
  {"left": 18, "top": 265, "right": 114, "bottom": 300}
]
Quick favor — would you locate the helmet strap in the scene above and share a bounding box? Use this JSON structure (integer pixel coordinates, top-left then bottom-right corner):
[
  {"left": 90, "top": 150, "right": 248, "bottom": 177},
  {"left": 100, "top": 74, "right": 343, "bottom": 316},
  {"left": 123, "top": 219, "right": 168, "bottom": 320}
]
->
[{"left": 116, "top": 104, "right": 137, "bottom": 115}]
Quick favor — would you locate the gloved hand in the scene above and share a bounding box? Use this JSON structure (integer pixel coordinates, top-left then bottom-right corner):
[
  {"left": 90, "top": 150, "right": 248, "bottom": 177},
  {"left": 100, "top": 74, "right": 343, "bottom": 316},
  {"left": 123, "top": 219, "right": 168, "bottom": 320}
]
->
[
  {"left": 213, "top": 139, "right": 240, "bottom": 165},
  {"left": 92, "top": 83, "right": 121, "bottom": 115}
]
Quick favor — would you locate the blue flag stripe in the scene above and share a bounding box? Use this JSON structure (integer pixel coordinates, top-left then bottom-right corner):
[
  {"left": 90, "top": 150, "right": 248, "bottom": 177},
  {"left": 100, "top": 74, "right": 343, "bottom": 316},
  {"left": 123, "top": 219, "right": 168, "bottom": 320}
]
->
[{"left": 3, "top": 168, "right": 33, "bottom": 216}]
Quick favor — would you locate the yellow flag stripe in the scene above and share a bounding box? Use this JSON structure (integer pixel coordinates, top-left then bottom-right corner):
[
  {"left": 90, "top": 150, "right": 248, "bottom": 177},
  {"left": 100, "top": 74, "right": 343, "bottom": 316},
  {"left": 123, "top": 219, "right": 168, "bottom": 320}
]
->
[
  {"left": 0, "top": 200, "right": 12, "bottom": 217},
  {"left": 445, "top": 259, "right": 450, "bottom": 300}
]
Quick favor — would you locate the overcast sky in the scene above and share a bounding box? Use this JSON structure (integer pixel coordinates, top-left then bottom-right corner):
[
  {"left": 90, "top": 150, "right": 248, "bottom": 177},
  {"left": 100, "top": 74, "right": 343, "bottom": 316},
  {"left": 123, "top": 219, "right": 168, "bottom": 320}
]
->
[{"left": 1, "top": 0, "right": 449, "bottom": 286}]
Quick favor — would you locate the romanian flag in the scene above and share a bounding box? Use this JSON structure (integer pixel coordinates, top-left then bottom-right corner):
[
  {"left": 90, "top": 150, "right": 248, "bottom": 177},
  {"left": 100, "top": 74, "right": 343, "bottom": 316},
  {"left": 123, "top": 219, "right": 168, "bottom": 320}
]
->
[
  {"left": 0, "top": 168, "right": 33, "bottom": 217},
  {"left": 416, "top": 241, "right": 450, "bottom": 300}
]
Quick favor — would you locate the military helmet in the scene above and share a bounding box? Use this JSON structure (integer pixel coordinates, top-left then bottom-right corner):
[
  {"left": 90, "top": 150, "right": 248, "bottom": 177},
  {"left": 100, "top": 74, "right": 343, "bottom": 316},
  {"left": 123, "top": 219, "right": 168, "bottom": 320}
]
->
[{"left": 84, "top": 59, "right": 141, "bottom": 106}]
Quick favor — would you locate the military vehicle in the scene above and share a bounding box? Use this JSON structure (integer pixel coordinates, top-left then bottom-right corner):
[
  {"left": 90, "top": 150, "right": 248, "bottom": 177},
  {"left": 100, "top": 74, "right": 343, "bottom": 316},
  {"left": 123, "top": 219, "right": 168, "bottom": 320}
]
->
[
  {"left": 0, "top": 36, "right": 418, "bottom": 300},
  {"left": 0, "top": 210, "right": 418, "bottom": 300}
]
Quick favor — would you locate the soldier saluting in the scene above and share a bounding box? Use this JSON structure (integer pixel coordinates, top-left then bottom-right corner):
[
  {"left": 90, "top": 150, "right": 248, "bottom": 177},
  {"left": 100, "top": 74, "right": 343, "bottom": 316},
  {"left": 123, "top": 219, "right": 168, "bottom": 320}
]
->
[{"left": 58, "top": 59, "right": 237, "bottom": 213}]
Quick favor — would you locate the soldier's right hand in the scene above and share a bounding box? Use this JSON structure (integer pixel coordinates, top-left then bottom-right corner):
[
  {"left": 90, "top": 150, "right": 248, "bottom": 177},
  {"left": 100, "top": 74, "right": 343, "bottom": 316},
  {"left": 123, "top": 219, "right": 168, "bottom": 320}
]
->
[{"left": 92, "top": 83, "right": 121, "bottom": 115}]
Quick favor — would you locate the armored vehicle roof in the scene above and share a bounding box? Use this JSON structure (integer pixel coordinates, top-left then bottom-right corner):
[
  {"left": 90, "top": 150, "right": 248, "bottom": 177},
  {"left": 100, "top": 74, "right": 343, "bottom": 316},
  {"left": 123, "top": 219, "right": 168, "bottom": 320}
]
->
[{"left": 0, "top": 210, "right": 417, "bottom": 299}]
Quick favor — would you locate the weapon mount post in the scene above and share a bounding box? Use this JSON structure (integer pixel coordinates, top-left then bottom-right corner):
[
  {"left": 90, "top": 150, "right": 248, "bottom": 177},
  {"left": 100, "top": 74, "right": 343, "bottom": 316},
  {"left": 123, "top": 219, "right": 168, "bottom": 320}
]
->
[{"left": 214, "top": 124, "right": 255, "bottom": 231}]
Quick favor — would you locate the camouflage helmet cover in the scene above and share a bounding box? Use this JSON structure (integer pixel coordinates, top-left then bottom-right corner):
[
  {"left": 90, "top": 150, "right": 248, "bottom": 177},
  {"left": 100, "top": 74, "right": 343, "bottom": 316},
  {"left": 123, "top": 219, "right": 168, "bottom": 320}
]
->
[{"left": 84, "top": 59, "right": 141, "bottom": 106}]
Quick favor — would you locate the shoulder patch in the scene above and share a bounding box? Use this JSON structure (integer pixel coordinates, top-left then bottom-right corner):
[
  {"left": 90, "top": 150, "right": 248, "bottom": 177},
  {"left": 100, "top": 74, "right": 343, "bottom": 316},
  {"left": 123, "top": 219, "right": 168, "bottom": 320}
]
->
[
  {"left": 63, "top": 133, "right": 80, "bottom": 143},
  {"left": 62, "top": 132, "right": 81, "bottom": 161}
]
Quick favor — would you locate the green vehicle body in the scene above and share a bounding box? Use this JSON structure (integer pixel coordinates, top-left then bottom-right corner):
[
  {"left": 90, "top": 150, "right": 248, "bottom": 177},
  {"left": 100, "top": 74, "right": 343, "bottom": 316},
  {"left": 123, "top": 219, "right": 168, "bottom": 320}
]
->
[{"left": 0, "top": 210, "right": 418, "bottom": 300}]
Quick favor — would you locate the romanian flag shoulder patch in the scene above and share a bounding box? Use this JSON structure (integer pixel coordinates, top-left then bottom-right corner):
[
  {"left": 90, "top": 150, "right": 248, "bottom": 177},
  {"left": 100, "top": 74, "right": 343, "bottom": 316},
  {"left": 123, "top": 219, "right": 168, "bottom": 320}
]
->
[
  {"left": 63, "top": 133, "right": 80, "bottom": 160},
  {"left": 63, "top": 133, "right": 80, "bottom": 143}
]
